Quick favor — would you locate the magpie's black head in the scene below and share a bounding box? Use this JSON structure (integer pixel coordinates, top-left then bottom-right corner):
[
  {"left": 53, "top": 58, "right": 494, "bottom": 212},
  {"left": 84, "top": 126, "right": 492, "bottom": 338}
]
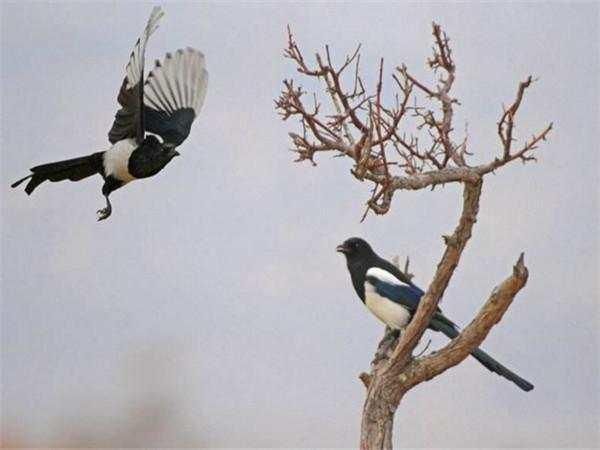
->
[
  {"left": 336, "top": 237, "right": 376, "bottom": 262},
  {"left": 337, "top": 237, "right": 379, "bottom": 301}
]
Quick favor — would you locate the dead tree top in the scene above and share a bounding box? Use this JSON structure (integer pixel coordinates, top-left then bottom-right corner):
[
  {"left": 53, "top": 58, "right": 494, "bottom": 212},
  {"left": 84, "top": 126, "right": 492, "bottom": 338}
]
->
[{"left": 276, "top": 22, "right": 552, "bottom": 219}]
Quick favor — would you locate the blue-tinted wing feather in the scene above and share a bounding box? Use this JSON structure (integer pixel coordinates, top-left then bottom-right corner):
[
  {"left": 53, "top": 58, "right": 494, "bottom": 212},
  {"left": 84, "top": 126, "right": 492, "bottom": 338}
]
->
[
  {"left": 365, "top": 267, "right": 460, "bottom": 334},
  {"left": 366, "top": 275, "right": 424, "bottom": 311}
]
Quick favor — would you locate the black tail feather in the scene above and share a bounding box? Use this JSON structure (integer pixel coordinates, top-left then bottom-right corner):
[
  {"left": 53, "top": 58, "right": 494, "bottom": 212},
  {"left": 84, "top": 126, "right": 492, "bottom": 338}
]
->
[
  {"left": 12, "top": 152, "right": 104, "bottom": 195},
  {"left": 430, "top": 316, "right": 534, "bottom": 392},
  {"left": 470, "top": 347, "right": 534, "bottom": 392},
  {"left": 11, "top": 174, "right": 33, "bottom": 189}
]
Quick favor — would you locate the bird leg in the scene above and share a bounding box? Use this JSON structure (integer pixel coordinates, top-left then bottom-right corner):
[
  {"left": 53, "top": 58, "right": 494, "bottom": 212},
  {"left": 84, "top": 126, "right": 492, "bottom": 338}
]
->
[{"left": 96, "top": 195, "right": 112, "bottom": 221}]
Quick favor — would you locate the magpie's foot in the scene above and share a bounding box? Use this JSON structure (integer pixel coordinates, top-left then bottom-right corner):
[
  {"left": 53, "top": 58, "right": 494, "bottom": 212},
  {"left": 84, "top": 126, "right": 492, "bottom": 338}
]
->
[
  {"left": 97, "top": 196, "right": 112, "bottom": 221},
  {"left": 96, "top": 205, "right": 112, "bottom": 221}
]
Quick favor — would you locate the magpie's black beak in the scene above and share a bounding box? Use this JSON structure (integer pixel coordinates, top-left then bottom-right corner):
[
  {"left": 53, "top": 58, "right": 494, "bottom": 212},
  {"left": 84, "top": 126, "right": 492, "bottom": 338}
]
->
[
  {"left": 336, "top": 243, "right": 350, "bottom": 254},
  {"left": 172, "top": 150, "right": 180, "bottom": 157}
]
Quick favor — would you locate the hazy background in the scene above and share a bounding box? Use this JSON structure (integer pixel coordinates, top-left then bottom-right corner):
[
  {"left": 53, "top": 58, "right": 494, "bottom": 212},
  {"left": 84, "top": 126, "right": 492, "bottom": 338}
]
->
[{"left": 2, "top": 1, "right": 598, "bottom": 448}]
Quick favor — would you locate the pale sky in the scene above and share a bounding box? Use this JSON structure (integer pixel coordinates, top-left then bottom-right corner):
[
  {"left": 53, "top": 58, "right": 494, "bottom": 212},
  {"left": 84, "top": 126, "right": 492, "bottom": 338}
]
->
[{"left": 1, "top": 1, "right": 599, "bottom": 448}]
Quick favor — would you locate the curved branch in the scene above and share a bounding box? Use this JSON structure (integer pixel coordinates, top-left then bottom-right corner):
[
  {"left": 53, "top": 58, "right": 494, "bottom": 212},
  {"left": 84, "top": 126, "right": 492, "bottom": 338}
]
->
[
  {"left": 387, "top": 122, "right": 553, "bottom": 191},
  {"left": 402, "top": 253, "right": 529, "bottom": 389},
  {"left": 388, "top": 178, "right": 483, "bottom": 371}
]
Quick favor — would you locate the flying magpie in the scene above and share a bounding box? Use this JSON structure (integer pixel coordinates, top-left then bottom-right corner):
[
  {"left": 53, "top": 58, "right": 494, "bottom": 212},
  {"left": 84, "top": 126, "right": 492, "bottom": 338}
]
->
[
  {"left": 337, "top": 237, "right": 534, "bottom": 391},
  {"left": 11, "top": 7, "right": 208, "bottom": 220}
]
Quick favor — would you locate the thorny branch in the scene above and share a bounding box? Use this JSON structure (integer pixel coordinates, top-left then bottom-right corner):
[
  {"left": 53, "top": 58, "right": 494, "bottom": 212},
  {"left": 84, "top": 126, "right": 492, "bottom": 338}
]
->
[{"left": 275, "top": 22, "right": 552, "bottom": 219}]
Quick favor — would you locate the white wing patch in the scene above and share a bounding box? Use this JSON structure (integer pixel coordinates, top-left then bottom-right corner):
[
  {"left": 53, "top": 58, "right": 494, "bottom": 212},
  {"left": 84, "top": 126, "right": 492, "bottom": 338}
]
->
[
  {"left": 125, "top": 6, "right": 164, "bottom": 90},
  {"left": 364, "top": 267, "right": 412, "bottom": 329},
  {"left": 366, "top": 267, "right": 408, "bottom": 286},
  {"left": 103, "top": 139, "right": 138, "bottom": 183},
  {"left": 144, "top": 48, "right": 209, "bottom": 116}
]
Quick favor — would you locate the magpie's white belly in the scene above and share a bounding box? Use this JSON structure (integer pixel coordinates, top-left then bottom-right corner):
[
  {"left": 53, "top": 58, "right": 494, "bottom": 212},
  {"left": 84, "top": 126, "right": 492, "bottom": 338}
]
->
[
  {"left": 103, "top": 138, "right": 137, "bottom": 183},
  {"left": 364, "top": 282, "right": 412, "bottom": 330}
]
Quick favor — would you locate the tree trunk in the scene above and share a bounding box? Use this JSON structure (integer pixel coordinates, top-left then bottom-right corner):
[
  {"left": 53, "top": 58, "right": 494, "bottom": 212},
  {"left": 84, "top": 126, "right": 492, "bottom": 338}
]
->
[{"left": 360, "top": 373, "right": 402, "bottom": 450}]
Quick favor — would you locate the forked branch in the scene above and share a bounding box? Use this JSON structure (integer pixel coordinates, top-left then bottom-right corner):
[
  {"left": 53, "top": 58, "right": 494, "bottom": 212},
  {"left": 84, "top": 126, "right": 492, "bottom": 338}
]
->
[
  {"left": 401, "top": 253, "right": 529, "bottom": 390},
  {"left": 276, "top": 22, "right": 552, "bottom": 218}
]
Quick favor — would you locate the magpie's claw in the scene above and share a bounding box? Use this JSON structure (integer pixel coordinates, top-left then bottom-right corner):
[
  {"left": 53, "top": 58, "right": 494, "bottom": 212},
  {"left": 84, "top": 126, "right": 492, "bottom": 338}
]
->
[
  {"left": 96, "top": 195, "right": 112, "bottom": 221},
  {"left": 96, "top": 207, "right": 111, "bottom": 221},
  {"left": 96, "top": 201, "right": 112, "bottom": 221}
]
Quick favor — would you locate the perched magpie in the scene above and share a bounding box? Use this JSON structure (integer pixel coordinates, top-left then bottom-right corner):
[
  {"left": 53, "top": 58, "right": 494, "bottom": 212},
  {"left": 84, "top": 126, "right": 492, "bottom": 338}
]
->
[
  {"left": 11, "top": 7, "right": 208, "bottom": 220},
  {"left": 337, "top": 237, "right": 534, "bottom": 391}
]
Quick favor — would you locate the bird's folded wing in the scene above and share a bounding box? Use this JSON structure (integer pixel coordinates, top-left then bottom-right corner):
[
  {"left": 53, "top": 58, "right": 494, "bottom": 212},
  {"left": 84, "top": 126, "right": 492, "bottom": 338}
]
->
[
  {"left": 108, "top": 6, "right": 164, "bottom": 145},
  {"left": 366, "top": 267, "right": 458, "bottom": 330},
  {"left": 365, "top": 267, "right": 424, "bottom": 311},
  {"left": 143, "top": 48, "right": 208, "bottom": 147}
]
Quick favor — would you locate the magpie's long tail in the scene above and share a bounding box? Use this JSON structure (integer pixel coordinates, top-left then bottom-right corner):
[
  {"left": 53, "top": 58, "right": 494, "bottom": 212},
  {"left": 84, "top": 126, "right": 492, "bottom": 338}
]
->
[
  {"left": 430, "top": 315, "right": 534, "bottom": 392},
  {"left": 11, "top": 152, "right": 104, "bottom": 195}
]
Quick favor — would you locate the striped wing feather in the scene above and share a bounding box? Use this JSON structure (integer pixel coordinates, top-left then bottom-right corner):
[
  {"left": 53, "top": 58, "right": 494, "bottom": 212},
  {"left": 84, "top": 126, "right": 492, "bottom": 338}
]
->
[
  {"left": 108, "top": 7, "right": 164, "bottom": 144},
  {"left": 143, "top": 48, "right": 208, "bottom": 146}
]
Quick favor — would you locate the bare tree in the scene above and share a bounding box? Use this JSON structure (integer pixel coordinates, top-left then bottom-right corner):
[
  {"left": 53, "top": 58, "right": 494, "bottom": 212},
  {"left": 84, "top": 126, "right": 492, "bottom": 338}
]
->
[{"left": 276, "top": 23, "right": 551, "bottom": 449}]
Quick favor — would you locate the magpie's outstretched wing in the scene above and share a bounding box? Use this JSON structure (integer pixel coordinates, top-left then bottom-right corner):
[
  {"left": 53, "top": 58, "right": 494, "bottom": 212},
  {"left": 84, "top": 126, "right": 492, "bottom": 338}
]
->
[
  {"left": 108, "top": 6, "right": 164, "bottom": 145},
  {"left": 143, "top": 48, "right": 208, "bottom": 147}
]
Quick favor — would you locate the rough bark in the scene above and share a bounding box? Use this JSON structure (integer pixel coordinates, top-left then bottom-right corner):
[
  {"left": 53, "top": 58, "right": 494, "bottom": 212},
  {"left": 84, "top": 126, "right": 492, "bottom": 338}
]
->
[
  {"left": 360, "top": 373, "right": 396, "bottom": 450},
  {"left": 389, "top": 180, "right": 483, "bottom": 371}
]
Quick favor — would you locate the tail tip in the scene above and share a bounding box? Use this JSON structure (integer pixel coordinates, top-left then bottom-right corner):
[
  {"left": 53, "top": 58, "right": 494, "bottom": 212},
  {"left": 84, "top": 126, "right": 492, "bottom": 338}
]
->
[
  {"left": 11, "top": 174, "right": 33, "bottom": 189},
  {"left": 520, "top": 381, "right": 534, "bottom": 392}
]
